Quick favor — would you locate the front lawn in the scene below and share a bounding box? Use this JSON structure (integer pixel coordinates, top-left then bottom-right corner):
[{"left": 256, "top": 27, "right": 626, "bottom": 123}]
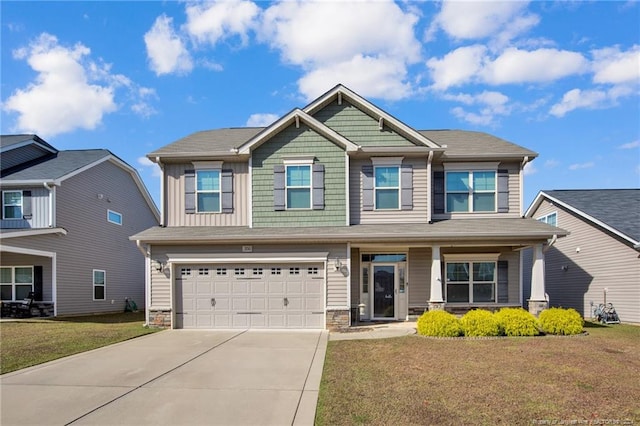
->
[
  {"left": 316, "top": 322, "right": 640, "bottom": 425},
  {"left": 0, "top": 312, "right": 159, "bottom": 374}
]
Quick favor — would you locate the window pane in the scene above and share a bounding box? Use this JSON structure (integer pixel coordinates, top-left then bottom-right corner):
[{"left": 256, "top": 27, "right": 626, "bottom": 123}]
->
[
  {"left": 198, "top": 193, "right": 220, "bottom": 212},
  {"left": 473, "top": 193, "right": 495, "bottom": 212},
  {"left": 197, "top": 171, "right": 219, "bottom": 191},
  {"left": 447, "top": 193, "right": 469, "bottom": 212},
  {"left": 16, "top": 285, "right": 32, "bottom": 300},
  {"left": 14, "top": 267, "right": 32, "bottom": 284},
  {"left": 447, "top": 284, "right": 469, "bottom": 302},
  {"left": 473, "top": 171, "right": 495, "bottom": 191},
  {"left": 108, "top": 210, "right": 122, "bottom": 224},
  {"left": 473, "top": 263, "right": 495, "bottom": 281},
  {"left": 94, "top": 286, "right": 105, "bottom": 300},
  {"left": 3, "top": 191, "right": 22, "bottom": 205},
  {"left": 376, "top": 189, "right": 399, "bottom": 209},
  {"left": 375, "top": 167, "right": 399, "bottom": 188},
  {"left": 1, "top": 285, "right": 12, "bottom": 300},
  {"left": 0, "top": 268, "right": 11, "bottom": 283},
  {"left": 286, "top": 166, "right": 310, "bottom": 186},
  {"left": 94, "top": 270, "right": 105, "bottom": 285},
  {"left": 287, "top": 188, "right": 310, "bottom": 208},
  {"left": 446, "top": 172, "right": 469, "bottom": 191},
  {"left": 474, "top": 283, "right": 495, "bottom": 302},
  {"left": 447, "top": 263, "right": 469, "bottom": 282},
  {"left": 4, "top": 206, "right": 22, "bottom": 219},
  {"left": 546, "top": 213, "right": 557, "bottom": 226}
]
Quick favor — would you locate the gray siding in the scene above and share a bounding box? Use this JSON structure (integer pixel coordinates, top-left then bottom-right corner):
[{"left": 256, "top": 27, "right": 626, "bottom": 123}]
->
[
  {"left": 165, "top": 162, "right": 249, "bottom": 227},
  {"left": 0, "top": 187, "right": 50, "bottom": 229},
  {"left": 3, "top": 160, "right": 158, "bottom": 315},
  {"left": 408, "top": 247, "right": 431, "bottom": 308},
  {"left": 350, "top": 157, "right": 429, "bottom": 224},
  {"left": 530, "top": 199, "right": 640, "bottom": 323}
]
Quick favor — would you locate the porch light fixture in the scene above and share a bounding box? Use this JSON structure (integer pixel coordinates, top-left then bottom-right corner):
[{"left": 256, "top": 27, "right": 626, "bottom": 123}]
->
[
  {"left": 334, "top": 258, "right": 342, "bottom": 270},
  {"left": 154, "top": 260, "right": 165, "bottom": 272}
]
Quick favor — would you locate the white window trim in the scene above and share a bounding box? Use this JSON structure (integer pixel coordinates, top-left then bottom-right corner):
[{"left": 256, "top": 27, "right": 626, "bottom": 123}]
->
[
  {"left": 374, "top": 165, "right": 401, "bottom": 210},
  {"left": 445, "top": 170, "right": 497, "bottom": 213},
  {"left": 0, "top": 265, "right": 34, "bottom": 301},
  {"left": 537, "top": 211, "right": 558, "bottom": 226},
  {"left": 93, "top": 269, "right": 106, "bottom": 301},
  {"left": 444, "top": 260, "right": 497, "bottom": 304},
  {"left": 196, "top": 169, "right": 222, "bottom": 213},
  {"left": 2, "top": 190, "right": 23, "bottom": 220},
  {"left": 285, "top": 163, "right": 312, "bottom": 210},
  {"left": 107, "top": 209, "right": 123, "bottom": 225}
]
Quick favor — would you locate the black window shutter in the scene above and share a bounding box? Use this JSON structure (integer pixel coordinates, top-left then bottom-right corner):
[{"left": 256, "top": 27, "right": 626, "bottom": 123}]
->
[
  {"left": 273, "top": 165, "right": 285, "bottom": 211},
  {"left": 184, "top": 170, "right": 196, "bottom": 214},
  {"left": 497, "top": 260, "right": 509, "bottom": 303},
  {"left": 401, "top": 164, "right": 413, "bottom": 210},
  {"left": 33, "top": 266, "right": 43, "bottom": 301},
  {"left": 433, "top": 171, "right": 445, "bottom": 214},
  {"left": 0, "top": 191, "right": 3, "bottom": 219},
  {"left": 312, "top": 164, "right": 324, "bottom": 210},
  {"left": 221, "top": 169, "right": 233, "bottom": 213},
  {"left": 22, "top": 190, "right": 32, "bottom": 220},
  {"left": 497, "top": 169, "right": 509, "bottom": 213},
  {"left": 362, "top": 165, "right": 374, "bottom": 211}
]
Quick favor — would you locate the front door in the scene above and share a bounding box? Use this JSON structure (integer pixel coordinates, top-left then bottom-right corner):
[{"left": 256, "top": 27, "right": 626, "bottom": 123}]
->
[{"left": 373, "top": 265, "right": 395, "bottom": 319}]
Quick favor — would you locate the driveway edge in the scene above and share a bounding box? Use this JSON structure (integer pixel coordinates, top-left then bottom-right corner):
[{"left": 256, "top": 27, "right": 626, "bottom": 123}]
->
[{"left": 293, "top": 330, "right": 328, "bottom": 425}]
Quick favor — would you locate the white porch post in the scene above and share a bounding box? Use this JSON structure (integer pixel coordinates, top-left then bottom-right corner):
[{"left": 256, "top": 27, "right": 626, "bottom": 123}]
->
[
  {"left": 428, "top": 245, "right": 445, "bottom": 310},
  {"left": 528, "top": 243, "right": 548, "bottom": 316}
]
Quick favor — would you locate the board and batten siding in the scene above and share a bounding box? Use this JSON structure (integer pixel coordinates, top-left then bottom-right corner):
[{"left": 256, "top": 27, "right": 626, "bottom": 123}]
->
[
  {"left": 9, "top": 160, "right": 158, "bottom": 316},
  {"left": 165, "top": 161, "right": 249, "bottom": 227},
  {"left": 251, "top": 123, "right": 346, "bottom": 227},
  {"left": 349, "top": 157, "right": 429, "bottom": 224},
  {"left": 313, "top": 100, "right": 415, "bottom": 147},
  {"left": 531, "top": 199, "right": 640, "bottom": 323},
  {"left": 0, "top": 186, "right": 50, "bottom": 229}
]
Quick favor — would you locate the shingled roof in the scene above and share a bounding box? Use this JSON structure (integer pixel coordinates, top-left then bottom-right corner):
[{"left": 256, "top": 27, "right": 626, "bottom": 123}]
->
[{"left": 2, "top": 149, "right": 112, "bottom": 181}]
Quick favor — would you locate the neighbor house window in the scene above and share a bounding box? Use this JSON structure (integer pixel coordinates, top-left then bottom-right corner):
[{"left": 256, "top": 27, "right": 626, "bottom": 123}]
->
[
  {"left": 107, "top": 209, "right": 122, "bottom": 225},
  {"left": 375, "top": 166, "right": 400, "bottom": 210},
  {"left": 0, "top": 266, "right": 33, "bottom": 301},
  {"left": 446, "top": 171, "right": 496, "bottom": 212},
  {"left": 93, "top": 270, "right": 106, "bottom": 301},
  {"left": 446, "top": 262, "right": 496, "bottom": 303},
  {"left": 286, "top": 165, "right": 311, "bottom": 209},
  {"left": 3, "top": 191, "right": 23, "bottom": 219},
  {"left": 538, "top": 212, "right": 557, "bottom": 227},
  {"left": 196, "top": 170, "right": 221, "bottom": 213}
]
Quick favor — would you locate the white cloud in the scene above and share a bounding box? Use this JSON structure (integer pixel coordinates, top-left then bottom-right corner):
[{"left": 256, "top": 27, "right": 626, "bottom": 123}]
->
[
  {"left": 3, "top": 33, "right": 117, "bottom": 137},
  {"left": 144, "top": 14, "right": 193, "bottom": 76},
  {"left": 137, "top": 156, "right": 162, "bottom": 178},
  {"left": 445, "top": 90, "right": 510, "bottom": 125},
  {"left": 184, "top": 0, "right": 259, "bottom": 46},
  {"left": 426, "top": 45, "right": 487, "bottom": 90},
  {"left": 523, "top": 161, "right": 537, "bottom": 176},
  {"left": 618, "top": 140, "right": 640, "bottom": 149},
  {"left": 544, "top": 159, "right": 560, "bottom": 168},
  {"left": 550, "top": 88, "right": 612, "bottom": 117},
  {"left": 591, "top": 45, "right": 640, "bottom": 85},
  {"left": 246, "top": 113, "right": 279, "bottom": 127},
  {"left": 569, "top": 161, "right": 595, "bottom": 171}
]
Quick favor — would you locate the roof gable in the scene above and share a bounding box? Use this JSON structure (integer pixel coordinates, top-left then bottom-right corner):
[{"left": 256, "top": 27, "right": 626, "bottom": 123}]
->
[{"left": 0, "top": 134, "right": 59, "bottom": 173}]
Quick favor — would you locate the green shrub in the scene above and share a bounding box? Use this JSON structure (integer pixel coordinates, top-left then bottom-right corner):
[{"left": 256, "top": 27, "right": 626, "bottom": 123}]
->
[
  {"left": 460, "top": 309, "right": 500, "bottom": 337},
  {"left": 494, "top": 308, "right": 539, "bottom": 336},
  {"left": 417, "top": 310, "right": 462, "bottom": 337},
  {"left": 538, "top": 307, "right": 584, "bottom": 335}
]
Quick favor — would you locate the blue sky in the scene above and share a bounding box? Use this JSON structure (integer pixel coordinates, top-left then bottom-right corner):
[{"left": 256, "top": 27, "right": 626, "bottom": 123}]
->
[{"left": 2, "top": 1, "right": 639, "bottom": 209}]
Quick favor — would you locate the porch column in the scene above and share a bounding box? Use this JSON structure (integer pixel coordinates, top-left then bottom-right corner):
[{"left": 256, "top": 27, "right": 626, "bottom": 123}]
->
[
  {"left": 428, "top": 245, "right": 445, "bottom": 311},
  {"left": 528, "top": 243, "right": 548, "bottom": 316}
]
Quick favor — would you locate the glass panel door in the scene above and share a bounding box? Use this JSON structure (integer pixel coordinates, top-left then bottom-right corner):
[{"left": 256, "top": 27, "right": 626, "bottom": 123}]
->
[{"left": 373, "top": 265, "right": 395, "bottom": 318}]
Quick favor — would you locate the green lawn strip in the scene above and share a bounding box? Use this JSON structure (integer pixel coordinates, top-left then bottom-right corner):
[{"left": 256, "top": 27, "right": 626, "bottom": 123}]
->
[
  {"left": 0, "top": 312, "right": 159, "bottom": 374},
  {"left": 316, "top": 323, "right": 640, "bottom": 425}
]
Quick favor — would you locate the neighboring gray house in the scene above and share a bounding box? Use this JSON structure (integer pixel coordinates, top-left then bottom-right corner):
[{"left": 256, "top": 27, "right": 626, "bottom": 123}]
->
[
  {"left": 0, "top": 134, "right": 159, "bottom": 316},
  {"left": 524, "top": 189, "right": 640, "bottom": 324},
  {"left": 131, "top": 85, "right": 564, "bottom": 330}
]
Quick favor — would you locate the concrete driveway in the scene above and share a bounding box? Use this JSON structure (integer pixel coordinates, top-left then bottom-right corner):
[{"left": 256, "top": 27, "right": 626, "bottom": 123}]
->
[{"left": 0, "top": 329, "right": 327, "bottom": 426}]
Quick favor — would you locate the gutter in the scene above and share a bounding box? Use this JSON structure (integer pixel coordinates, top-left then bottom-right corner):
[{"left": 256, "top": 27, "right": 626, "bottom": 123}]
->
[
  {"left": 543, "top": 234, "right": 558, "bottom": 252},
  {"left": 136, "top": 240, "right": 151, "bottom": 327}
]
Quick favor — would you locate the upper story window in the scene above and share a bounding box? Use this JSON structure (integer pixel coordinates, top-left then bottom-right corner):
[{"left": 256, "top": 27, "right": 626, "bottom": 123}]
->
[
  {"left": 375, "top": 166, "right": 400, "bottom": 210},
  {"left": 286, "top": 165, "right": 311, "bottom": 209},
  {"left": 3, "top": 191, "right": 23, "bottom": 219},
  {"left": 196, "top": 170, "right": 221, "bottom": 213},
  {"left": 446, "top": 171, "right": 496, "bottom": 213},
  {"left": 538, "top": 212, "right": 557, "bottom": 227},
  {"left": 107, "top": 209, "right": 122, "bottom": 225}
]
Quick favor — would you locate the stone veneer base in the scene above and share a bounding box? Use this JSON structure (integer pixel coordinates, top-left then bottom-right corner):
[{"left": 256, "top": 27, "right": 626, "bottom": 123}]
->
[
  {"left": 148, "top": 309, "right": 172, "bottom": 328},
  {"left": 326, "top": 309, "right": 350, "bottom": 330}
]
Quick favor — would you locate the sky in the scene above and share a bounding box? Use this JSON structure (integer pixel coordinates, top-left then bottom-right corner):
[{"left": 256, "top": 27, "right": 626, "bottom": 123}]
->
[{"left": 1, "top": 1, "right": 639, "bottom": 211}]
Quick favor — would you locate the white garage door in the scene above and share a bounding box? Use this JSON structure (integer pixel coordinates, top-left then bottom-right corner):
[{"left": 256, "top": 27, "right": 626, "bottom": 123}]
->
[{"left": 175, "top": 263, "right": 325, "bottom": 329}]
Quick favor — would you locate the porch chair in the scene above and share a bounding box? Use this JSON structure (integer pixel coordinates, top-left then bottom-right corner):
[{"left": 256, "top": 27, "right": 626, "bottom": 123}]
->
[{"left": 12, "top": 291, "right": 36, "bottom": 318}]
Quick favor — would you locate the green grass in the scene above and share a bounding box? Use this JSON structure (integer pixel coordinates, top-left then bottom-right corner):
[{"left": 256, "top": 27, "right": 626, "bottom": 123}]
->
[
  {"left": 0, "top": 312, "right": 159, "bottom": 374},
  {"left": 316, "top": 322, "right": 640, "bottom": 425}
]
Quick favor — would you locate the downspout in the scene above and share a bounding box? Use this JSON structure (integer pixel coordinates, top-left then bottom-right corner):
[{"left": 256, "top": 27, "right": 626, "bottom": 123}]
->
[
  {"left": 427, "top": 151, "right": 434, "bottom": 223},
  {"left": 544, "top": 234, "right": 557, "bottom": 253},
  {"left": 520, "top": 156, "right": 529, "bottom": 216},
  {"left": 156, "top": 157, "right": 165, "bottom": 227},
  {"left": 136, "top": 240, "right": 151, "bottom": 326}
]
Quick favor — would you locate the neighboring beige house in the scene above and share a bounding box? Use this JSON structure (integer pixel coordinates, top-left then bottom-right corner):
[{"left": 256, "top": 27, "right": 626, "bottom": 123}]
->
[
  {"left": 524, "top": 189, "right": 640, "bottom": 324},
  {"left": 0, "top": 135, "right": 159, "bottom": 316},
  {"left": 131, "top": 85, "right": 564, "bottom": 330}
]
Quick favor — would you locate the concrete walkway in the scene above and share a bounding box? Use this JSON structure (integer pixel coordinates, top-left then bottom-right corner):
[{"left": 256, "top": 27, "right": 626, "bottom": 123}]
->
[
  {"left": 329, "top": 320, "right": 417, "bottom": 341},
  {"left": 1, "top": 330, "right": 327, "bottom": 426}
]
